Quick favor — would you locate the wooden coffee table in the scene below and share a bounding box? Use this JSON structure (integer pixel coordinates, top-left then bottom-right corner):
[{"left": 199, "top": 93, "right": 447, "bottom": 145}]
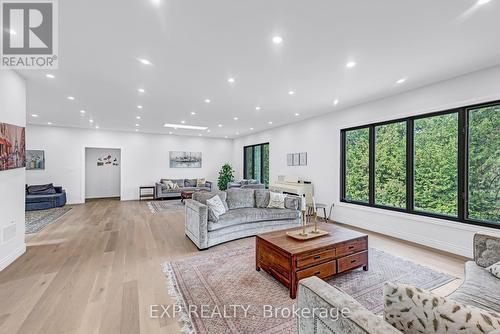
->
[{"left": 255, "top": 223, "right": 368, "bottom": 299}]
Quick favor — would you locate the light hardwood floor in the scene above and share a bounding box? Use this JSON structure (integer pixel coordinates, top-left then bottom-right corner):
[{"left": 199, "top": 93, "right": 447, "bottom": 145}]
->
[{"left": 0, "top": 199, "right": 468, "bottom": 334}]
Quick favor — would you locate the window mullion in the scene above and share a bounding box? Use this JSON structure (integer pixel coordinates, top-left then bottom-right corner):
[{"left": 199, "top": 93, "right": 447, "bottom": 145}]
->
[
  {"left": 369, "top": 126, "right": 375, "bottom": 205},
  {"left": 458, "top": 109, "right": 467, "bottom": 221},
  {"left": 406, "top": 119, "right": 414, "bottom": 212}
]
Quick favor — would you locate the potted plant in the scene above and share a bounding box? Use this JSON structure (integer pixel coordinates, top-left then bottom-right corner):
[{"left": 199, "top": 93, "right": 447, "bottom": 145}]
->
[{"left": 217, "top": 163, "right": 235, "bottom": 190}]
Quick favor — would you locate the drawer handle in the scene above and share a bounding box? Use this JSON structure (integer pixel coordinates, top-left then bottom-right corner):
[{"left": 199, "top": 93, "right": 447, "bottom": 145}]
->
[
  {"left": 351, "top": 259, "right": 357, "bottom": 263},
  {"left": 314, "top": 271, "right": 321, "bottom": 276},
  {"left": 314, "top": 255, "right": 321, "bottom": 260},
  {"left": 348, "top": 246, "right": 355, "bottom": 249}
]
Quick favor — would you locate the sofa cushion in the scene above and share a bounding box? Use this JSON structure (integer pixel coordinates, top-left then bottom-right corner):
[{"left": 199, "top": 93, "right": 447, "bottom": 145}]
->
[
  {"left": 448, "top": 261, "right": 500, "bottom": 313},
  {"left": 255, "top": 189, "right": 270, "bottom": 208},
  {"left": 268, "top": 192, "right": 286, "bottom": 209},
  {"left": 284, "top": 196, "right": 300, "bottom": 210},
  {"left": 474, "top": 234, "right": 500, "bottom": 268},
  {"left": 185, "top": 179, "right": 197, "bottom": 187},
  {"left": 207, "top": 208, "right": 300, "bottom": 231},
  {"left": 27, "top": 183, "right": 56, "bottom": 195},
  {"left": 193, "top": 191, "right": 228, "bottom": 208},
  {"left": 226, "top": 188, "right": 255, "bottom": 209},
  {"left": 196, "top": 178, "right": 206, "bottom": 187},
  {"left": 384, "top": 281, "right": 500, "bottom": 334},
  {"left": 206, "top": 195, "right": 227, "bottom": 222},
  {"left": 487, "top": 261, "right": 500, "bottom": 279}
]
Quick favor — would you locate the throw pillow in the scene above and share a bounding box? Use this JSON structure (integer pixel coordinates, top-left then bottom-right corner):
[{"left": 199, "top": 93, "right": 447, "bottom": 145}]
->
[
  {"left": 196, "top": 178, "right": 206, "bottom": 187},
  {"left": 185, "top": 179, "right": 197, "bottom": 187},
  {"left": 383, "top": 282, "right": 500, "bottom": 334},
  {"left": 268, "top": 192, "right": 286, "bottom": 209},
  {"left": 206, "top": 195, "right": 227, "bottom": 222},
  {"left": 164, "top": 180, "right": 175, "bottom": 189},
  {"left": 487, "top": 261, "right": 500, "bottom": 279}
]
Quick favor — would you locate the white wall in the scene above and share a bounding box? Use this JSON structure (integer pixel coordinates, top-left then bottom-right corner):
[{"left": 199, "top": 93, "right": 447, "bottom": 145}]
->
[
  {"left": 26, "top": 126, "right": 232, "bottom": 204},
  {"left": 85, "top": 148, "right": 121, "bottom": 199},
  {"left": 233, "top": 65, "right": 500, "bottom": 258},
  {"left": 0, "top": 70, "right": 26, "bottom": 271}
]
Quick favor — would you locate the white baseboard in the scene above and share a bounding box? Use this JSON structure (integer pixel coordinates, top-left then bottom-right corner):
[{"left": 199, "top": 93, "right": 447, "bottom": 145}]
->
[{"left": 0, "top": 243, "right": 26, "bottom": 271}]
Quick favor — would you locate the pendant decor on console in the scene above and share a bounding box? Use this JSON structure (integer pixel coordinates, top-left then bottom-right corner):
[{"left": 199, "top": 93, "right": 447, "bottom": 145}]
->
[{"left": 0, "top": 122, "right": 25, "bottom": 171}]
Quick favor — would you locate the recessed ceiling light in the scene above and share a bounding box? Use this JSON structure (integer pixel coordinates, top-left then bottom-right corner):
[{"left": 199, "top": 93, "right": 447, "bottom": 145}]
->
[
  {"left": 135, "top": 124, "right": 140, "bottom": 127},
  {"left": 31, "top": 114, "right": 38, "bottom": 117},
  {"left": 268, "top": 121, "right": 273, "bottom": 125},
  {"left": 272, "top": 36, "right": 283, "bottom": 44},
  {"left": 137, "top": 58, "right": 152, "bottom": 65},
  {"left": 333, "top": 99, "right": 339, "bottom": 106},
  {"left": 168, "top": 131, "right": 173, "bottom": 135},
  {"left": 198, "top": 134, "right": 202, "bottom": 136},
  {"left": 206, "top": 129, "right": 211, "bottom": 133},
  {"left": 89, "top": 119, "right": 94, "bottom": 123},
  {"left": 47, "top": 122, "right": 52, "bottom": 125},
  {"left": 396, "top": 78, "right": 407, "bottom": 84},
  {"left": 95, "top": 125, "right": 99, "bottom": 129},
  {"left": 136, "top": 116, "right": 141, "bottom": 119},
  {"left": 138, "top": 88, "right": 145, "bottom": 93},
  {"left": 250, "top": 127, "right": 254, "bottom": 130},
  {"left": 6, "top": 29, "right": 16, "bottom": 35},
  {"left": 294, "top": 113, "right": 300, "bottom": 116},
  {"left": 478, "top": 0, "right": 491, "bottom": 5},
  {"left": 255, "top": 106, "right": 261, "bottom": 111},
  {"left": 233, "top": 117, "right": 238, "bottom": 121},
  {"left": 181, "top": 120, "right": 186, "bottom": 124},
  {"left": 288, "top": 90, "right": 295, "bottom": 95},
  {"left": 151, "top": 0, "right": 162, "bottom": 7},
  {"left": 163, "top": 123, "right": 208, "bottom": 130},
  {"left": 204, "top": 99, "right": 211, "bottom": 104},
  {"left": 224, "top": 136, "right": 228, "bottom": 139},
  {"left": 346, "top": 61, "right": 356, "bottom": 68},
  {"left": 46, "top": 74, "right": 55, "bottom": 79},
  {"left": 236, "top": 132, "right": 240, "bottom": 135},
  {"left": 135, "top": 129, "right": 139, "bottom": 132},
  {"left": 227, "top": 77, "right": 235, "bottom": 83},
  {"left": 137, "top": 105, "right": 143, "bottom": 109},
  {"left": 67, "top": 96, "right": 75, "bottom": 100},
  {"left": 218, "top": 124, "right": 223, "bottom": 127},
  {"left": 190, "top": 112, "right": 196, "bottom": 115},
  {"left": 80, "top": 110, "right": 86, "bottom": 114}
]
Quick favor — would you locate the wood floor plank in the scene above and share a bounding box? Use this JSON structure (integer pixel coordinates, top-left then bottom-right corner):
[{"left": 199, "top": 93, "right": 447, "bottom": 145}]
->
[{"left": 0, "top": 198, "right": 468, "bottom": 334}]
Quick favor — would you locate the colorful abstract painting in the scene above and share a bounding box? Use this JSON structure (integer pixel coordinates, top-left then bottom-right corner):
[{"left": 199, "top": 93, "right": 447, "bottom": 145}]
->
[{"left": 0, "top": 122, "right": 25, "bottom": 171}]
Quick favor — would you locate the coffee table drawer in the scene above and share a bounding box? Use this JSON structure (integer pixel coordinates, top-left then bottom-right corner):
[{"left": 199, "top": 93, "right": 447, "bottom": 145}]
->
[
  {"left": 297, "top": 260, "right": 336, "bottom": 281},
  {"left": 296, "top": 249, "right": 335, "bottom": 269},
  {"left": 337, "top": 251, "right": 368, "bottom": 273},
  {"left": 336, "top": 239, "right": 367, "bottom": 257}
]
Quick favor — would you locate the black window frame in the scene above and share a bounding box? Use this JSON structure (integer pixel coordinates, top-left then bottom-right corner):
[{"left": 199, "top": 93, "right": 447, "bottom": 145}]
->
[
  {"left": 243, "top": 142, "right": 269, "bottom": 186},
  {"left": 340, "top": 100, "right": 499, "bottom": 230}
]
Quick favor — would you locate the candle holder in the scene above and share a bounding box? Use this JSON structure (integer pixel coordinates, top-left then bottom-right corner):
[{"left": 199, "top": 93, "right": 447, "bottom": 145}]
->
[
  {"left": 310, "top": 211, "right": 320, "bottom": 234},
  {"left": 298, "top": 210, "right": 308, "bottom": 236}
]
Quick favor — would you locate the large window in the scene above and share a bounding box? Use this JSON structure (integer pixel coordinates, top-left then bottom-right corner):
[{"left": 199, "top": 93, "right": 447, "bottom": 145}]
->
[
  {"left": 375, "top": 121, "right": 406, "bottom": 209},
  {"left": 244, "top": 143, "right": 270, "bottom": 186},
  {"left": 344, "top": 128, "right": 369, "bottom": 203},
  {"left": 468, "top": 105, "right": 500, "bottom": 222},
  {"left": 341, "top": 100, "right": 499, "bottom": 229},
  {"left": 414, "top": 113, "right": 458, "bottom": 216}
]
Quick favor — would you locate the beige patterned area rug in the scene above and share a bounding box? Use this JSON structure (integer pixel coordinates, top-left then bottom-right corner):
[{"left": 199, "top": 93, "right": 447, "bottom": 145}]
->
[{"left": 162, "top": 245, "right": 454, "bottom": 334}]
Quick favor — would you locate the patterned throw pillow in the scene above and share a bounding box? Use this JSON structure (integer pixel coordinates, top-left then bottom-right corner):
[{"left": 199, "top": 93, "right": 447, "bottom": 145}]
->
[
  {"left": 487, "top": 261, "right": 500, "bottom": 279},
  {"left": 206, "top": 195, "right": 227, "bottom": 222},
  {"left": 383, "top": 282, "right": 500, "bottom": 334},
  {"left": 196, "top": 178, "right": 206, "bottom": 187},
  {"left": 267, "top": 192, "right": 286, "bottom": 209}
]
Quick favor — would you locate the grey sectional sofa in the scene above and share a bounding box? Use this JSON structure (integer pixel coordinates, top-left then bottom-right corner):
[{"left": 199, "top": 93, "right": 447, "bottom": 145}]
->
[
  {"left": 155, "top": 178, "right": 211, "bottom": 199},
  {"left": 227, "top": 179, "right": 265, "bottom": 189},
  {"left": 185, "top": 188, "right": 302, "bottom": 249},
  {"left": 297, "top": 233, "right": 500, "bottom": 334}
]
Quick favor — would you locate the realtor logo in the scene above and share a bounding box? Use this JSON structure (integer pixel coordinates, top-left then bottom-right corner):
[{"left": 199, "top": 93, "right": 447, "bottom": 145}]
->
[{"left": 1, "top": 0, "right": 58, "bottom": 69}]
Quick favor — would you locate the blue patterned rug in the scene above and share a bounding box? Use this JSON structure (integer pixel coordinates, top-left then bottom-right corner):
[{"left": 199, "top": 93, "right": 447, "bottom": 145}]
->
[{"left": 25, "top": 207, "right": 72, "bottom": 234}]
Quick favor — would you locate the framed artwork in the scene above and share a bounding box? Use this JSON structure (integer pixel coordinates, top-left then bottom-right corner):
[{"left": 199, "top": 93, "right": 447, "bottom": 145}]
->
[
  {"left": 287, "top": 154, "right": 293, "bottom": 166},
  {"left": 299, "top": 152, "right": 307, "bottom": 166},
  {"left": 97, "top": 154, "right": 120, "bottom": 167},
  {"left": 170, "top": 151, "right": 202, "bottom": 168},
  {"left": 292, "top": 153, "right": 300, "bottom": 166},
  {"left": 26, "top": 150, "right": 45, "bottom": 170},
  {"left": 0, "top": 122, "right": 25, "bottom": 171}
]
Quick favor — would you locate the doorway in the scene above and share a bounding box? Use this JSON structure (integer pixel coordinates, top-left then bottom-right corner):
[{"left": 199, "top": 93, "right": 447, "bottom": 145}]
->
[{"left": 85, "top": 147, "right": 121, "bottom": 200}]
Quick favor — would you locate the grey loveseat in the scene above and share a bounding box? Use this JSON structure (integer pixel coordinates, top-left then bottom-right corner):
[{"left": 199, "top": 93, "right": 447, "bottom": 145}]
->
[
  {"left": 155, "top": 178, "right": 211, "bottom": 199},
  {"left": 185, "top": 188, "right": 302, "bottom": 249},
  {"left": 297, "top": 233, "right": 500, "bottom": 334}
]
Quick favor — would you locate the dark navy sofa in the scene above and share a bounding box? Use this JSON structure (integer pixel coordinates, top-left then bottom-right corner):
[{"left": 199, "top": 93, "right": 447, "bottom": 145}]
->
[{"left": 25, "top": 184, "right": 67, "bottom": 211}]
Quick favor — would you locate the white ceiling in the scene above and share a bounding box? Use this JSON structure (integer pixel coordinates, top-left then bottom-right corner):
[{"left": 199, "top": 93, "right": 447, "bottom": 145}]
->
[{"left": 20, "top": 0, "right": 500, "bottom": 138}]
